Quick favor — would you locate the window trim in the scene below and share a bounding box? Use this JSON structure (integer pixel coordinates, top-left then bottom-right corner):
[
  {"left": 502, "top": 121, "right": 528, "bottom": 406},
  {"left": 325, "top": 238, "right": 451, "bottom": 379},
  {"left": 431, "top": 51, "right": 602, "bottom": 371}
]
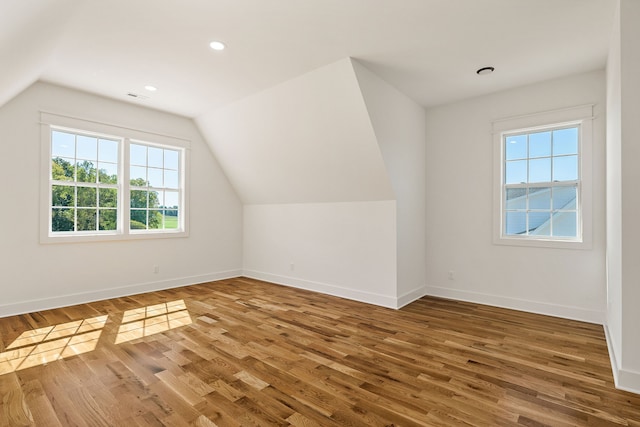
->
[
  {"left": 492, "top": 104, "right": 593, "bottom": 249},
  {"left": 127, "top": 139, "right": 185, "bottom": 235},
  {"left": 40, "top": 111, "right": 190, "bottom": 243}
]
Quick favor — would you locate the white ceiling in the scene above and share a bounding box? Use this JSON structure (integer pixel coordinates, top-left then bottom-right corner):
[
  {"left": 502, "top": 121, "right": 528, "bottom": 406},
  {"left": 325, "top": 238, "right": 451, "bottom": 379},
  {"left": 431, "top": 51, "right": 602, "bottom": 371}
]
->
[{"left": 1, "top": 0, "right": 616, "bottom": 118}]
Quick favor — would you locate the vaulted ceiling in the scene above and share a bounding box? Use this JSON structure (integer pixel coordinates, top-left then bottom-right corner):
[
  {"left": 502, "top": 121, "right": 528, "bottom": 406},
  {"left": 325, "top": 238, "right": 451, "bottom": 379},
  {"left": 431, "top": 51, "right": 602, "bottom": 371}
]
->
[{"left": 1, "top": 0, "right": 615, "bottom": 118}]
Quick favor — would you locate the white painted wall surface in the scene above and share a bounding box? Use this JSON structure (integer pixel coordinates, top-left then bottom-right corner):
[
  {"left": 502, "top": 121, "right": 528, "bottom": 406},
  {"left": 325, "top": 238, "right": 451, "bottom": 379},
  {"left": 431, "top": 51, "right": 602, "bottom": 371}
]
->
[
  {"left": 0, "top": 1, "right": 78, "bottom": 108},
  {"left": 605, "top": 0, "right": 623, "bottom": 381},
  {"left": 425, "top": 70, "right": 606, "bottom": 323},
  {"left": 352, "top": 60, "right": 427, "bottom": 303},
  {"left": 619, "top": 0, "right": 640, "bottom": 382},
  {"left": 605, "top": 0, "right": 640, "bottom": 393},
  {"left": 201, "top": 58, "right": 402, "bottom": 308},
  {"left": 196, "top": 58, "right": 394, "bottom": 205},
  {"left": 0, "top": 82, "right": 243, "bottom": 316},
  {"left": 243, "top": 201, "right": 398, "bottom": 308}
]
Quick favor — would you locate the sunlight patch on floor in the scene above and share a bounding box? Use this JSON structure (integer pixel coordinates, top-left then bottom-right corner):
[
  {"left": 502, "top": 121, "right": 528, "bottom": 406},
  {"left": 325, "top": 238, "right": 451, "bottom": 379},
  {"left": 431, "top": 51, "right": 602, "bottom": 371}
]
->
[
  {"left": 115, "top": 299, "right": 192, "bottom": 344},
  {"left": 0, "top": 315, "right": 108, "bottom": 374}
]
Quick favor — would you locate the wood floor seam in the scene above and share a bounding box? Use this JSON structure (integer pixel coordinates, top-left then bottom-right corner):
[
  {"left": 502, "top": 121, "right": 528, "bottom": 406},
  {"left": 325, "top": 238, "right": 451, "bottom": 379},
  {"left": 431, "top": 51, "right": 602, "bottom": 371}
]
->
[{"left": 0, "top": 277, "right": 638, "bottom": 426}]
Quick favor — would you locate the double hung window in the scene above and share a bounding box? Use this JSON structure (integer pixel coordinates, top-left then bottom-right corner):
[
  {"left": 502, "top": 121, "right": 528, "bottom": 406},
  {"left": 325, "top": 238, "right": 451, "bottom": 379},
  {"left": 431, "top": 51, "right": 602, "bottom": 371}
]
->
[
  {"left": 493, "top": 105, "right": 594, "bottom": 248},
  {"left": 503, "top": 125, "right": 579, "bottom": 239},
  {"left": 41, "top": 113, "right": 189, "bottom": 242},
  {"left": 129, "top": 143, "right": 181, "bottom": 231},
  {"left": 50, "top": 130, "right": 119, "bottom": 233}
]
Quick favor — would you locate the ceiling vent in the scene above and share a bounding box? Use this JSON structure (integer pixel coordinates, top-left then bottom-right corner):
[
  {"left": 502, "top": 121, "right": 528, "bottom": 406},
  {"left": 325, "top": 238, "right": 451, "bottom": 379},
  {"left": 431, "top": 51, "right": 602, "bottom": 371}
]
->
[{"left": 126, "top": 92, "right": 149, "bottom": 99}]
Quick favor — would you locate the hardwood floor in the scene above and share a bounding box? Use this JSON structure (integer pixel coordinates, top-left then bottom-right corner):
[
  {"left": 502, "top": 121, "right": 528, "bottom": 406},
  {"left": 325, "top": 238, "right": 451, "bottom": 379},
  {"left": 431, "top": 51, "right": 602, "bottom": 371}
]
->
[{"left": 0, "top": 277, "right": 638, "bottom": 426}]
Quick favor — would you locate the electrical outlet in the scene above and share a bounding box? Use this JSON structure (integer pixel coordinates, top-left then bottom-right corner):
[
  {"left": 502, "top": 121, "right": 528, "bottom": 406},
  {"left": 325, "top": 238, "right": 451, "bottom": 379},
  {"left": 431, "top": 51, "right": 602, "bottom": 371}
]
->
[
  {"left": 153, "top": 265, "right": 159, "bottom": 274},
  {"left": 448, "top": 270, "right": 454, "bottom": 280},
  {"left": 290, "top": 263, "right": 295, "bottom": 271}
]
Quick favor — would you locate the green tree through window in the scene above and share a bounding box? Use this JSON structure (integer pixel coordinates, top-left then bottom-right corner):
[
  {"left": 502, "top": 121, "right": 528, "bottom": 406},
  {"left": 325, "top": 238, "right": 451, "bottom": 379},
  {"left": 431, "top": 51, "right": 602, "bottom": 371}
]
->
[
  {"left": 50, "top": 133, "right": 119, "bottom": 233},
  {"left": 129, "top": 143, "right": 181, "bottom": 231},
  {"left": 45, "top": 122, "right": 185, "bottom": 240}
]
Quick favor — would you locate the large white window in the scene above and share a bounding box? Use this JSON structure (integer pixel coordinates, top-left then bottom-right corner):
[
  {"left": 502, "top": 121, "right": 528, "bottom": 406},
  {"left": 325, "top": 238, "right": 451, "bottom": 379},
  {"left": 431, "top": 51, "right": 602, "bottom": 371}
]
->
[
  {"left": 503, "top": 125, "right": 580, "bottom": 239},
  {"left": 41, "top": 112, "right": 189, "bottom": 243},
  {"left": 50, "top": 129, "right": 120, "bottom": 233},
  {"left": 493, "top": 105, "right": 593, "bottom": 249},
  {"left": 129, "top": 142, "right": 182, "bottom": 232}
]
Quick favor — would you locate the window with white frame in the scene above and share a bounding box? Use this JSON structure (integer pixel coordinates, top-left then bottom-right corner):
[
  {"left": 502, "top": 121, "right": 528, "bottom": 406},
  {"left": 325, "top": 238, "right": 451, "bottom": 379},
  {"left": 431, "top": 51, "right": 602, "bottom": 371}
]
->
[
  {"left": 50, "top": 129, "right": 120, "bottom": 233},
  {"left": 41, "top": 112, "right": 189, "bottom": 242},
  {"left": 503, "top": 125, "right": 580, "bottom": 239},
  {"left": 129, "top": 142, "right": 181, "bottom": 231},
  {"left": 493, "top": 105, "right": 594, "bottom": 248}
]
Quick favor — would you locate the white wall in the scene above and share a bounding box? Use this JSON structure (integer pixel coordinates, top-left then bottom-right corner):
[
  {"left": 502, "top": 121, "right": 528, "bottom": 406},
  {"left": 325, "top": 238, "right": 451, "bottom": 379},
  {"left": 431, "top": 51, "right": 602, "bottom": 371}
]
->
[
  {"left": 425, "top": 70, "right": 606, "bottom": 323},
  {"left": 606, "top": 0, "right": 640, "bottom": 393},
  {"left": 196, "top": 58, "right": 394, "bottom": 205},
  {"left": 619, "top": 0, "right": 640, "bottom": 384},
  {"left": 202, "top": 58, "right": 429, "bottom": 308},
  {"left": 606, "top": 0, "right": 623, "bottom": 382},
  {"left": 0, "top": 1, "right": 78, "bottom": 108},
  {"left": 200, "top": 58, "right": 409, "bottom": 307},
  {"left": 352, "top": 60, "right": 427, "bottom": 303},
  {"left": 243, "top": 201, "right": 398, "bottom": 307},
  {"left": 0, "top": 82, "right": 243, "bottom": 316}
]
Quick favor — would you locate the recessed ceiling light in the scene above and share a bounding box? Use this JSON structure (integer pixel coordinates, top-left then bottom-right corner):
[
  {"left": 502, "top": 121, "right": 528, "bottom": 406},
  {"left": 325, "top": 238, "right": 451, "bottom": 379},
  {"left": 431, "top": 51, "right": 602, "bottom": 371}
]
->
[
  {"left": 209, "top": 41, "right": 226, "bottom": 51},
  {"left": 476, "top": 66, "right": 495, "bottom": 76},
  {"left": 144, "top": 85, "right": 157, "bottom": 92}
]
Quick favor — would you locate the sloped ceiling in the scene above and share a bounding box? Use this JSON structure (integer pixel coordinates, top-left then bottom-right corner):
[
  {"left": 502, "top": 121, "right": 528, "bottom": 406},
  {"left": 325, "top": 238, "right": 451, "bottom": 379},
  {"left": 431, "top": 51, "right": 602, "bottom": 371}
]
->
[
  {"left": 0, "top": 0, "right": 79, "bottom": 108},
  {"left": 0, "top": 1, "right": 616, "bottom": 117},
  {"left": 0, "top": 1, "right": 617, "bottom": 207},
  {"left": 196, "top": 58, "right": 394, "bottom": 204}
]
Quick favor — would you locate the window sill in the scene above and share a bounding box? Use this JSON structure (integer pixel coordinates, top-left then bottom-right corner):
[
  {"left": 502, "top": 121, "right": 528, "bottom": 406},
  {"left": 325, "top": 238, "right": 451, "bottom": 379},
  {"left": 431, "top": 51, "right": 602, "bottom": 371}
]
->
[
  {"left": 493, "top": 235, "right": 591, "bottom": 250},
  {"left": 40, "top": 230, "right": 188, "bottom": 244}
]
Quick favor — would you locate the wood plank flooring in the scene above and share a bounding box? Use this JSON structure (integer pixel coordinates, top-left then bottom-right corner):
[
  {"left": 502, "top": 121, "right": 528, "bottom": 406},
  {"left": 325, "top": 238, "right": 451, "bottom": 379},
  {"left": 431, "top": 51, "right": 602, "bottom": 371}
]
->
[{"left": 0, "top": 277, "right": 638, "bottom": 426}]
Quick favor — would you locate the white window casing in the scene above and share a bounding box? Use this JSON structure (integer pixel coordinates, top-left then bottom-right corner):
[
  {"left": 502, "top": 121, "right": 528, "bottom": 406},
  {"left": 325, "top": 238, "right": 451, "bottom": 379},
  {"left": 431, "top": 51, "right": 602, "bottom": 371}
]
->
[
  {"left": 40, "top": 111, "right": 190, "bottom": 243},
  {"left": 492, "top": 104, "right": 594, "bottom": 249}
]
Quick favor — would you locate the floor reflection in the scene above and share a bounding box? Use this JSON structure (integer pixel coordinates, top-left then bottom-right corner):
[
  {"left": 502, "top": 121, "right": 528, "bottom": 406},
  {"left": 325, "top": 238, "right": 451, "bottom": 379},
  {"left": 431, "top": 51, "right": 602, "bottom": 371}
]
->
[
  {"left": 115, "top": 299, "right": 192, "bottom": 344},
  {"left": 0, "top": 315, "right": 108, "bottom": 374},
  {"left": 0, "top": 300, "right": 193, "bottom": 375}
]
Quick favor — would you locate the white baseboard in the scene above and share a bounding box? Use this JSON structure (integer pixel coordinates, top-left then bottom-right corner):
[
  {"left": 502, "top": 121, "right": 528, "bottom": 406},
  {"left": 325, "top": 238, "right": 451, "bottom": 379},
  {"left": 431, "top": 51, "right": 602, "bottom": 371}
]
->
[
  {"left": 243, "top": 270, "right": 400, "bottom": 309},
  {"left": 423, "top": 285, "right": 605, "bottom": 324},
  {"left": 397, "top": 285, "right": 427, "bottom": 308},
  {"left": 0, "top": 270, "right": 242, "bottom": 318},
  {"left": 604, "top": 324, "right": 640, "bottom": 394},
  {"left": 617, "top": 368, "right": 640, "bottom": 395}
]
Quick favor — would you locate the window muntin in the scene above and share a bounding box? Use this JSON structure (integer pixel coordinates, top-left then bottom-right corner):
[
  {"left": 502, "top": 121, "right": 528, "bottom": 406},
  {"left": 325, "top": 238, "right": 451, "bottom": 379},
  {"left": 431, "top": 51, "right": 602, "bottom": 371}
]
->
[
  {"left": 129, "top": 142, "right": 182, "bottom": 231},
  {"left": 45, "top": 122, "right": 187, "bottom": 241},
  {"left": 502, "top": 125, "right": 580, "bottom": 240},
  {"left": 50, "top": 130, "right": 120, "bottom": 233}
]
